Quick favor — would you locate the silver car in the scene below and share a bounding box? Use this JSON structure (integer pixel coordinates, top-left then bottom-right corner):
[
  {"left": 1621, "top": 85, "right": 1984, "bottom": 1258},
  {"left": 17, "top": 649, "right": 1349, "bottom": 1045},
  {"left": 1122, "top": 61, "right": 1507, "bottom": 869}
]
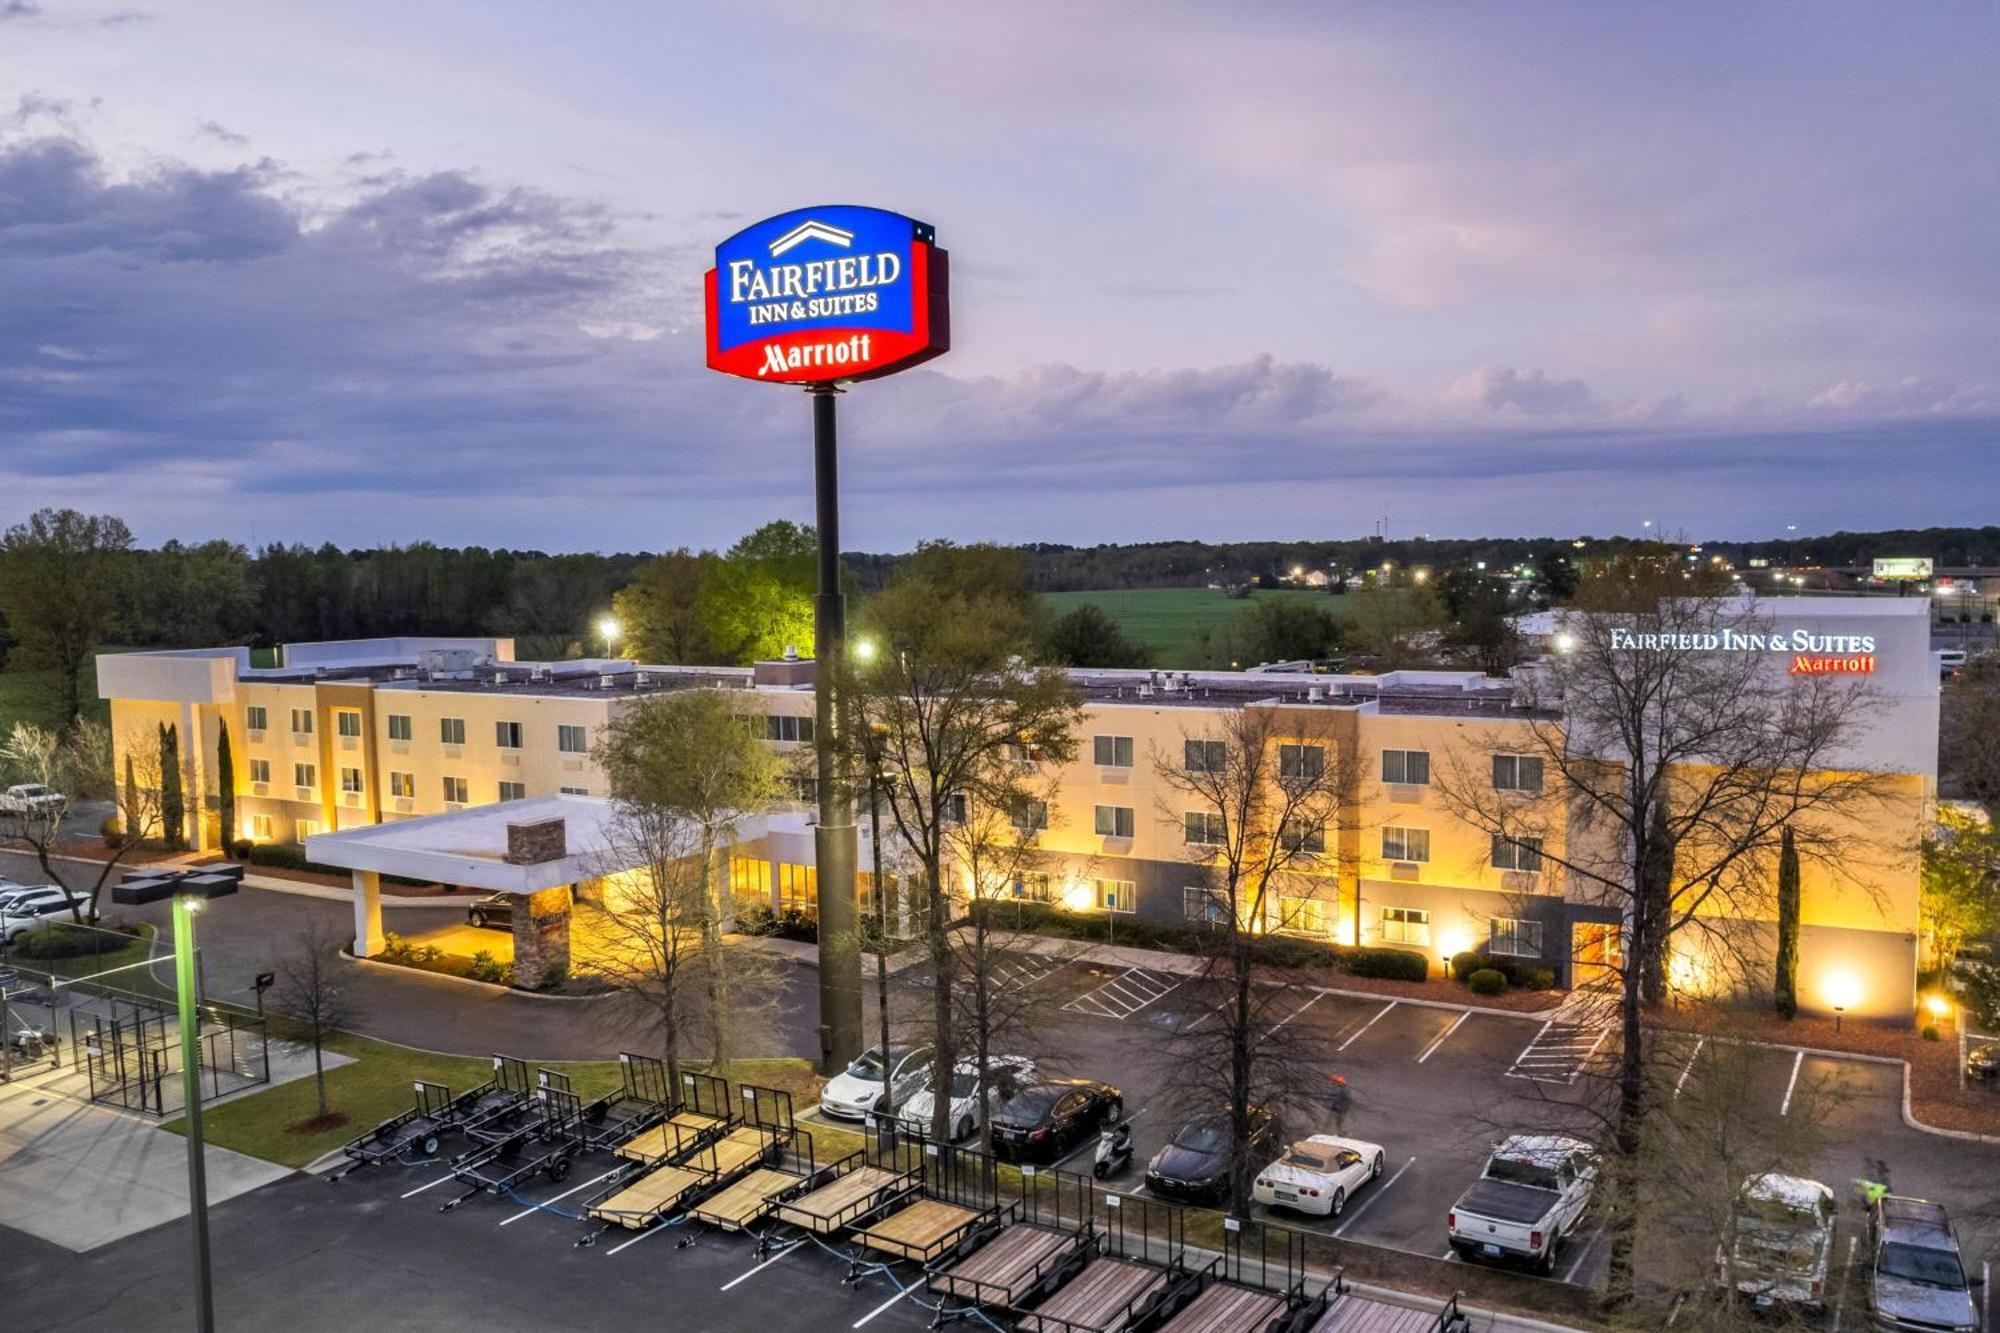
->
[{"left": 1869, "top": 1196, "right": 1981, "bottom": 1332}]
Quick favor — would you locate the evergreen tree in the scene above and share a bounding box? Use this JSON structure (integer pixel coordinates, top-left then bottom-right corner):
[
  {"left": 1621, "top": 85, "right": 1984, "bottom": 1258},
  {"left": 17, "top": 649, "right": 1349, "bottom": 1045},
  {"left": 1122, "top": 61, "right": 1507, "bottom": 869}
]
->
[
  {"left": 158, "top": 723, "right": 186, "bottom": 852},
  {"left": 122, "top": 753, "right": 137, "bottom": 840},
  {"left": 216, "top": 721, "right": 236, "bottom": 853},
  {"left": 1774, "top": 827, "right": 1800, "bottom": 1019}
]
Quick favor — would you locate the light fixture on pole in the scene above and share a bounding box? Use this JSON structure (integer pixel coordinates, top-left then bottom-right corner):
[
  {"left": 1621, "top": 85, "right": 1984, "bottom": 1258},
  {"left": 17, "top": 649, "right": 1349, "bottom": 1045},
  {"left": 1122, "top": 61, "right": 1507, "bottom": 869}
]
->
[
  {"left": 173, "top": 892, "right": 216, "bottom": 1333},
  {"left": 597, "top": 616, "right": 621, "bottom": 658}
]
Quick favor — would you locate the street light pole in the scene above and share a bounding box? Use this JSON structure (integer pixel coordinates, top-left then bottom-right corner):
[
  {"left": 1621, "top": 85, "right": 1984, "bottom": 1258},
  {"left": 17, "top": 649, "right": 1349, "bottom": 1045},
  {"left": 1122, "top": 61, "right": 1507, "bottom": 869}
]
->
[{"left": 173, "top": 894, "right": 215, "bottom": 1333}]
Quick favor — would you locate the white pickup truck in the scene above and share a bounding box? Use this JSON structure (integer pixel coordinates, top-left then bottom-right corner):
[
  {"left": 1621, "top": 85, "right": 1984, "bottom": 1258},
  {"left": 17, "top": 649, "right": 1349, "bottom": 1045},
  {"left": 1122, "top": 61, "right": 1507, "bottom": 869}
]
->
[
  {"left": 0, "top": 784, "right": 65, "bottom": 816},
  {"left": 1447, "top": 1135, "right": 1598, "bottom": 1274}
]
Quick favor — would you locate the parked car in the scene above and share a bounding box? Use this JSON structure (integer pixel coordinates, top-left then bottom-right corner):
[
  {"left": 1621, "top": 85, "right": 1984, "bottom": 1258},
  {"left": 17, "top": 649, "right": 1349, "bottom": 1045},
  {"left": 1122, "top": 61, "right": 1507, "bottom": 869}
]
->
[
  {"left": 0, "top": 886, "right": 89, "bottom": 945},
  {"left": 818, "top": 1043, "right": 933, "bottom": 1122},
  {"left": 897, "top": 1055, "right": 1037, "bottom": 1142},
  {"left": 466, "top": 894, "right": 513, "bottom": 930},
  {"left": 1867, "top": 1196, "right": 1982, "bottom": 1333},
  {"left": 1144, "top": 1107, "right": 1281, "bottom": 1205},
  {"left": 8, "top": 1019, "right": 59, "bottom": 1059},
  {"left": 1967, "top": 1043, "right": 2000, "bottom": 1082},
  {"left": 1253, "top": 1135, "right": 1387, "bottom": 1218},
  {"left": 1447, "top": 1135, "right": 1598, "bottom": 1274},
  {"left": 988, "top": 1076, "right": 1124, "bottom": 1164},
  {"left": 0, "top": 784, "right": 65, "bottom": 816},
  {"left": 1713, "top": 1173, "right": 1837, "bottom": 1311}
]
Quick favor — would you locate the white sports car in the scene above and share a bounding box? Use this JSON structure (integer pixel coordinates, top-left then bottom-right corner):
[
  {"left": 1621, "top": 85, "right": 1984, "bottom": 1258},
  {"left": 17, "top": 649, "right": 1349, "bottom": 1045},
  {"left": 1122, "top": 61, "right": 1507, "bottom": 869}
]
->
[{"left": 1252, "top": 1135, "right": 1386, "bottom": 1218}]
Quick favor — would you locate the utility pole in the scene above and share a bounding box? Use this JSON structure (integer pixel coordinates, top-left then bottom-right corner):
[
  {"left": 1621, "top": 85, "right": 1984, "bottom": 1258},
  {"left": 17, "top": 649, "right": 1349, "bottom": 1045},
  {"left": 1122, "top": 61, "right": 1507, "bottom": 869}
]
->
[
  {"left": 811, "top": 385, "right": 863, "bottom": 1075},
  {"left": 173, "top": 895, "right": 215, "bottom": 1333}
]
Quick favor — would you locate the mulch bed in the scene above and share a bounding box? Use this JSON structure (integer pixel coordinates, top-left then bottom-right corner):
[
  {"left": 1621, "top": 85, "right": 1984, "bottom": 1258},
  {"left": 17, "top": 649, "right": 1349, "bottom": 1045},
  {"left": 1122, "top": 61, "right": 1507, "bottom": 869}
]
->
[
  {"left": 1301, "top": 969, "right": 1566, "bottom": 1012},
  {"left": 290, "top": 1112, "right": 351, "bottom": 1135},
  {"left": 1655, "top": 1005, "right": 2000, "bottom": 1138}
]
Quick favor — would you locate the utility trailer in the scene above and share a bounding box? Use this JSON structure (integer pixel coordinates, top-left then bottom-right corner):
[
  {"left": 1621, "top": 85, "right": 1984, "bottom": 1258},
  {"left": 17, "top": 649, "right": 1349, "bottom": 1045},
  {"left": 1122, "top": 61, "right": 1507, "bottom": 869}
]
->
[
  {"left": 577, "top": 1053, "right": 671, "bottom": 1151},
  {"left": 449, "top": 1055, "right": 537, "bottom": 1139},
  {"left": 438, "top": 1087, "right": 587, "bottom": 1213},
  {"left": 329, "top": 1080, "right": 458, "bottom": 1182},
  {"left": 575, "top": 1122, "right": 785, "bottom": 1245},
  {"left": 613, "top": 1070, "right": 734, "bottom": 1167}
]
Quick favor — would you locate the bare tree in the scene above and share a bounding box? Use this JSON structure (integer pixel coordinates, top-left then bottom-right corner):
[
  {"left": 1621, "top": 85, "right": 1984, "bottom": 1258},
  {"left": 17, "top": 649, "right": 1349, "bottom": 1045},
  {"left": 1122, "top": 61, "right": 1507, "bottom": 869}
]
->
[
  {"left": 849, "top": 557, "right": 1082, "bottom": 1141},
  {"left": 270, "top": 918, "right": 362, "bottom": 1119},
  {"left": 587, "top": 802, "right": 708, "bottom": 1088},
  {"left": 1432, "top": 559, "right": 1891, "bottom": 1304},
  {"left": 1152, "top": 705, "right": 1355, "bottom": 1215},
  {"left": 0, "top": 721, "right": 167, "bottom": 923}
]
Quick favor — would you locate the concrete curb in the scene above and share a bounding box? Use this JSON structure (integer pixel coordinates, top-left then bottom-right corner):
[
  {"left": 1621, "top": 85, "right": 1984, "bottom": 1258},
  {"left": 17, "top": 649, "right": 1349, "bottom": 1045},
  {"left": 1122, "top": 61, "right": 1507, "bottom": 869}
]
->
[{"left": 342, "top": 950, "right": 611, "bottom": 1003}]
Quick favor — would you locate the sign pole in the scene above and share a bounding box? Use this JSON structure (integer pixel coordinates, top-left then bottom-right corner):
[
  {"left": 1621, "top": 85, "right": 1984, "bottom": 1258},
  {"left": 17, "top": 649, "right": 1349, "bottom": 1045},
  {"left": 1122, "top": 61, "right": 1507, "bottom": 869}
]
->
[{"left": 810, "top": 384, "right": 862, "bottom": 1076}]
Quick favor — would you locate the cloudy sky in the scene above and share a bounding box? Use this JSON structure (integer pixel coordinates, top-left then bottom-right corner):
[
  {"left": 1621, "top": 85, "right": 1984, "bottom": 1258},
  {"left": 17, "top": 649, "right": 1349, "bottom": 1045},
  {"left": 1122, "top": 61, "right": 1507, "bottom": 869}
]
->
[{"left": 1, "top": 2, "right": 1994, "bottom": 553}]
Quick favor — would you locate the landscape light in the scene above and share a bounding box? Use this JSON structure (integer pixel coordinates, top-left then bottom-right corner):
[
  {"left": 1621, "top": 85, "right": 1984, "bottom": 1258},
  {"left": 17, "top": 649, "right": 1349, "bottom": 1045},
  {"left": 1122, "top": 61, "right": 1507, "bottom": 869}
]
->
[{"left": 1924, "top": 993, "right": 1952, "bottom": 1020}]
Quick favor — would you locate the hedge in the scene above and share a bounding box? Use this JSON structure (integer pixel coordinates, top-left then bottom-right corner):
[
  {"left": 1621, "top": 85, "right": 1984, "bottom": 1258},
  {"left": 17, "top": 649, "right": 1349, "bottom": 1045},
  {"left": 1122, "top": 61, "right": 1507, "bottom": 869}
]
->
[
  {"left": 1467, "top": 968, "right": 1507, "bottom": 996},
  {"left": 968, "top": 901, "right": 1431, "bottom": 979},
  {"left": 9, "top": 921, "right": 150, "bottom": 960}
]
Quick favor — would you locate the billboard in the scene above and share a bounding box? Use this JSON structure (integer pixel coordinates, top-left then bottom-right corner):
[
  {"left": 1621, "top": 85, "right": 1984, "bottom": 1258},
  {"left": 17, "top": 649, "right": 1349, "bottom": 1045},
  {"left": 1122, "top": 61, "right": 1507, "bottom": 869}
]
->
[
  {"left": 1872, "top": 557, "right": 1933, "bottom": 581},
  {"left": 705, "top": 205, "right": 950, "bottom": 385}
]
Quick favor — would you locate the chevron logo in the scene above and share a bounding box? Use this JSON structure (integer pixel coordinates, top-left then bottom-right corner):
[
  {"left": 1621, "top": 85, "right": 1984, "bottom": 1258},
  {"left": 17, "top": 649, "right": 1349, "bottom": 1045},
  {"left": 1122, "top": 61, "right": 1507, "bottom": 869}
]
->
[{"left": 768, "top": 220, "right": 855, "bottom": 257}]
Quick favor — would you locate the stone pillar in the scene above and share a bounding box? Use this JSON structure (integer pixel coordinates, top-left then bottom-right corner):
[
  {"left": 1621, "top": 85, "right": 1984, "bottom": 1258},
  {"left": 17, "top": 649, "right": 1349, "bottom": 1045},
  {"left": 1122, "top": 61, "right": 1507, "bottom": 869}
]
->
[
  {"left": 352, "top": 869, "right": 385, "bottom": 957},
  {"left": 511, "top": 886, "right": 572, "bottom": 989}
]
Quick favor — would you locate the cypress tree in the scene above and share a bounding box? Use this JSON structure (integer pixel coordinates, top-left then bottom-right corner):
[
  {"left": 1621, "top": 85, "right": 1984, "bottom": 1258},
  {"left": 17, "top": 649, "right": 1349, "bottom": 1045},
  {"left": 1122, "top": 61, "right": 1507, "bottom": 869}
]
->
[
  {"left": 1774, "top": 826, "right": 1800, "bottom": 1019},
  {"left": 122, "top": 753, "right": 137, "bottom": 841},
  {"left": 159, "top": 722, "right": 186, "bottom": 852},
  {"left": 216, "top": 721, "right": 236, "bottom": 854}
]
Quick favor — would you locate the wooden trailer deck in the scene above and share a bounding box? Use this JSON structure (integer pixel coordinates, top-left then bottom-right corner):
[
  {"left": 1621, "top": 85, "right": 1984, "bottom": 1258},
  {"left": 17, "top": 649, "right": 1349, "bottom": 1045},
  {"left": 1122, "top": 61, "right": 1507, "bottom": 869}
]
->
[
  {"left": 849, "top": 1198, "right": 987, "bottom": 1264},
  {"left": 588, "top": 1128, "right": 772, "bottom": 1230},
  {"left": 614, "top": 1111, "right": 725, "bottom": 1167},
  {"left": 930, "top": 1224, "right": 1081, "bottom": 1305},
  {"left": 687, "top": 1168, "right": 803, "bottom": 1231},
  {"left": 771, "top": 1166, "right": 911, "bottom": 1234},
  {"left": 1310, "top": 1293, "right": 1441, "bottom": 1333},
  {"left": 1157, "top": 1282, "right": 1287, "bottom": 1333},
  {"left": 1015, "top": 1256, "right": 1168, "bottom": 1333}
]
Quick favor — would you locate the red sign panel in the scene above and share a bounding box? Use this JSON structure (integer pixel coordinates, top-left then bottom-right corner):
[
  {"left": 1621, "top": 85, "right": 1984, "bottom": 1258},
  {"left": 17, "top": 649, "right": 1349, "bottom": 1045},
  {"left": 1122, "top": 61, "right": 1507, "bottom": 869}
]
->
[{"left": 1788, "top": 653, "right": 1876, "bottom": 676}]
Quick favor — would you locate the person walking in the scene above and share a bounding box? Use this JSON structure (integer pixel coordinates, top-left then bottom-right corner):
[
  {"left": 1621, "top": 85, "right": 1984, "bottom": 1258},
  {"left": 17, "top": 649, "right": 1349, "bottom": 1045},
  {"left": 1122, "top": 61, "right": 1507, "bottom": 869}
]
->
[{"left": 1326, "top": 1073, "right": 1352, "bottom": 1135}]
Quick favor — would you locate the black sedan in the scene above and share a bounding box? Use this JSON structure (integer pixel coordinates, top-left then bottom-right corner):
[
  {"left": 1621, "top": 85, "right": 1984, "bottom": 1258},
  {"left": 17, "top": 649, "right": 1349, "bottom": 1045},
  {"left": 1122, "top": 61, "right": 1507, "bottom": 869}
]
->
[
  {"left": 467, "top": 894, "right": 514, "bottom": 930},
  {"left": 1144, "top": 1107, "right": 1281, "bottom": 1204},
  {"left": 989, "top": 1077, "right": 1123, "bottom": 1164},
  {"left": 1968, "top": 1042, "right": 2000, "bottom": 1081}
]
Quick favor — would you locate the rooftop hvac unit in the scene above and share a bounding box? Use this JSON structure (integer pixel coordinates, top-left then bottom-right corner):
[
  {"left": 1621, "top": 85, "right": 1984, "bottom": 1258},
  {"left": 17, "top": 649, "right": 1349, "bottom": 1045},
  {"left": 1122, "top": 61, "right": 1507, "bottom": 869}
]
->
[
  {"left": 635, "top": 671, "right": 650, "bottom": 687},
  {"left": 1308, "top": 686, "right": 1325, "bottom": 702},
  {"left": 598, "top": 674, "right": 618, "bottom": 689},
  {"left": 1138, "top": 684, "right": 1154, "bottom": 698}
]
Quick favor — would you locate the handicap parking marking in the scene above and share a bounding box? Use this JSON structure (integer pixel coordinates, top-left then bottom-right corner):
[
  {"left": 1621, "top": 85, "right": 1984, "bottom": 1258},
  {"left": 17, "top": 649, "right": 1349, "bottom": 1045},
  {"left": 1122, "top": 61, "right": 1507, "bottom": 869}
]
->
[
  {"left": 1062, "top": 966, "right": 1181, "bottom": 1020},
  {"left": 1332, "top": 1154, "right": 1415, "bottom": 1237},
  {"left": 1505, "top": 1013, "right": 1612, "bottom": 1086}
]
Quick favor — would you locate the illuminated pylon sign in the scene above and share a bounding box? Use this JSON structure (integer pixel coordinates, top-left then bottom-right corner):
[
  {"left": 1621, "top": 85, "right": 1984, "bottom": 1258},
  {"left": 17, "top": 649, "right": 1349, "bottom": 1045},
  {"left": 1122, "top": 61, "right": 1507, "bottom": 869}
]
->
[{"left": 706, "top": 205, "right": 950, "bottom": 384}]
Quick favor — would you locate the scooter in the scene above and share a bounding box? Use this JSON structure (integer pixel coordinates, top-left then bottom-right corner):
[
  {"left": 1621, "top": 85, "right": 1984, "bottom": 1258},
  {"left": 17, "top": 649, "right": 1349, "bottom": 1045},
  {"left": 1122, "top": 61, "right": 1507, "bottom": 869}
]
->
[{"left": 1093, "top": 1121, "right": 1133, "bottom": 1179}]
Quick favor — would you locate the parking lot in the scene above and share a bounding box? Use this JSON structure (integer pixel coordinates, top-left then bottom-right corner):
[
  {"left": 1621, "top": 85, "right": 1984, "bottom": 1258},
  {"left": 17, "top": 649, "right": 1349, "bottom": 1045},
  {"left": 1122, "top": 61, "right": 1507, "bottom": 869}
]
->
[{"left": 824, "top": 949, "right": 2000, "bottom": 1302}]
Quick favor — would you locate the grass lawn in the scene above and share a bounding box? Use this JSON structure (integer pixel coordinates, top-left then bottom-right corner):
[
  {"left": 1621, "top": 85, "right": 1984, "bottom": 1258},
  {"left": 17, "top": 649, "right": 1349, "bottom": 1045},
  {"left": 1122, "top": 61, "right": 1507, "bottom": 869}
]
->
[
  {"left": 164, "top": 1037, "right": 828, "bottom": 1170},
  {"left": 13, "top": 922, "right": 163, "bottom": 984},
  {"left": 1041, "top": 588, "right": 1370, "bottom": 667}
]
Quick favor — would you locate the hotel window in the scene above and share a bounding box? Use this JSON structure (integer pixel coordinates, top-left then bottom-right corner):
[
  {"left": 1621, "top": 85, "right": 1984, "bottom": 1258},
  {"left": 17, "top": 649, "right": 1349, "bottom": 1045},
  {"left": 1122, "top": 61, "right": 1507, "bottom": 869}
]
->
[
  {"left": 386, "top": 714, "right": 413, "bottom": 742},
  {"left": 495, "top": 720, "right": 523, "bottom": 749},
  {"left": 765, "top": 715, "right": 815, "bottom": 744},
  {"left": 778, "top": 863, "right": 818, "bottom": 912},
  {"left": 557, "top": 724, "right": 588, "bottom": 754},
  {"left": 1184, "top": 739, "right": 1227, "bottom": 774},
  {"left": 442, "top": 776, "right": 469, "bottom": 804},
  {"left": 248, "top": 759, "right": 271, "bottom": 785},
  {"left": 942, "top": 791, "right": 968, "bottom": 825},
  {"left": 1492, "top": 754, "right": 1544, "bottom": 792},
  {"left": 1277, "top": 895, "right": 1330, "bottom": 935},
  {"left": 1009, "top": 872, "right": 1051, "bottom": 901},
  {"left": 1380, "top": 906, "right": 1430, "bottom": 946},
  {"left": 1280, "top": 819, "right": 1325, "bottom": 854},
  {"left": 1095, "top": 878, "right": 1135, "bottom": 913},
  {"left": 1094, "top": 804, "right": 1135, "bottom": 838},
  {"left": 248, "top": 814, "right": 273, "bottom": 841},
  {"left": 559, "top": 785, "right": 588, "bottom": 796},
  {"left": 730, "top": 857, "right": 772, "bottom": 901},
  {"left": 293, "top": 762, "right": 316, "bottom": 790},
  {"left": 1010, "top": 798, "right": 1048, "bottom": 834},
  {"left": 1381, "top": 749, "right": 1430, "bottom": 785},
  {"left": 1279, "top": 744, "right": 1324, "bottom": 781},
  {"left": 295, "top": 818, "right": 318, "bottom": 840},
  {"left": 440, "top": 717, "right": 466, "bottom": 745},
  {"left": 1382, "top": 826, "right": 1430, "bottom": 863},
  {"left": 1489, "top": 918, "right": 1545, "bottom": 958},
  {"left": 498, "top": 781, "right": 526, "bottom": 801},
  {"left": 1183, "top": 885, "right": 1229, "bottom": 923},
  {"left": 1007, "top": 741, "right": 1045, "bottom": 765},
  {"left": 1491, "top": 834, "right": 1544, "bottom": 873},
  {"left": 336, "top": 710, "right": 362, "bottom": 739},
  {"left": 289, "top": 708, "right": 313, "bottom": 735},
  {"left": 245, "top": 706, "right": 267, "bottom": 732},
  {"left": 1092, "top": 735, "right": 1134, "bottom": 768},
  {"left": 1184, "top": 810, "right": 1226, "bottom": 846},
  {"left": 389, "top": 772, "right": 415, "bottom": 799},
  {"left": 339, "top": 767, "right": 363, "bottom": 794}
]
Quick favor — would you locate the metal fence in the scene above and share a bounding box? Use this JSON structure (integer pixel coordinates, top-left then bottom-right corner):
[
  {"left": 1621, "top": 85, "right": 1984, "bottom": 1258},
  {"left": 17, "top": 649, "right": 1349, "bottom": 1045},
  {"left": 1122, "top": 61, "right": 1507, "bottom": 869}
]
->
[{"left": 70, "top": 991, "right": 270, "bottom": 1116}]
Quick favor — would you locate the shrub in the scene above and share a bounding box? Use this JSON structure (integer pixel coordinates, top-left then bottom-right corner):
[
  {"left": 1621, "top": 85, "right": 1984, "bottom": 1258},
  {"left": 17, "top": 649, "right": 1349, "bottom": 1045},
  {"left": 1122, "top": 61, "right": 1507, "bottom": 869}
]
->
[
  {"left": 100, "top": 816, "right": 124, "bottom": 847},
  {"left": 1339, "top": 946, "right": 1431, "bottom": 982},
  {"left": 11, "top": 922, "right": 144, "bottom": 960},
  {"left": 228, "top": 838, "right": 254, "bottom": 860},
  {"left": 467, "top": 950, "right": 506, "bottom": 984},
  {"left": 1467, "top": 968, "right": 1507, "bottom": 996},
  {"left": 772, "top": 909, "right": 819, "bottom": 943},
  {"left": 1516, "top": 967, "right": 1558, "bottom": 991},
  {"left": 1920, "top": 1024, "right": 1941, "bottom": 1042},
  {"left": 1450, "top": 951, "right": 1482, "bottom": 982},
  {"left": 535, "top": 960, "right": 569, "bottom": 991}
]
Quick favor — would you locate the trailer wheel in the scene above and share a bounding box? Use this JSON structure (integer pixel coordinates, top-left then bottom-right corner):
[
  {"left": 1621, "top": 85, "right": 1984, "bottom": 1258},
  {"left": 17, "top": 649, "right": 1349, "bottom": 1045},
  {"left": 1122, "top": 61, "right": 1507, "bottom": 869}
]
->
[
  {"left": 547, "top": 1156, "right": 571, "bottom": 1184},
  {"left": 421, "top": 1135, "right": 440, "bottom": 1157}
]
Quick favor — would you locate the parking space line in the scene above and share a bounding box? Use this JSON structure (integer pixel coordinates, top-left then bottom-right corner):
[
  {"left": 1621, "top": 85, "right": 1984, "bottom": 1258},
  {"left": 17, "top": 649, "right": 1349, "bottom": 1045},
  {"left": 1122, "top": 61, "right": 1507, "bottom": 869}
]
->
[
  {"left": 1338, "top": 1001, "right": 1397, "bottom": 1052},
  {"left": 1673, "top": 1036, "right": 1706, "bottom": 1098},
  {"left": 720, "top": 1241, "right": 801, "bottom": 1290},
  {"left": 852, "top": 1287, "right": 909, "bottom": 1328},
  {"left": 1061, "top": 966, "right": 1180, "bottom": 1021},
  {"left": 605, "top": 1220, "right": 681, "bottom": 1256},
  {"left": 1415, "top": 1012, "right": 1469, "bottom": 1063},
  {"left": 1333, "top": 1155, "right": 1414, "bottom": 1237},
  {"left": 1561, "top": 1224, "right": 1605, "bottom": 1284},
  {"left": 401, "top": 1172, "right": 456, "bottom": 1199},
  {"left": 1830, "top": 1234, "right": 1857, "bottom": 1333},
  {"left": 1265, "top": 989, "right": 1325, "bottom": 1038},
  {"left": 499, "top": 1166, "right": 619, "bottom": 1225},
  {"left": 1780, "top": 1050, "right": 1803, "bottom": 1115}
]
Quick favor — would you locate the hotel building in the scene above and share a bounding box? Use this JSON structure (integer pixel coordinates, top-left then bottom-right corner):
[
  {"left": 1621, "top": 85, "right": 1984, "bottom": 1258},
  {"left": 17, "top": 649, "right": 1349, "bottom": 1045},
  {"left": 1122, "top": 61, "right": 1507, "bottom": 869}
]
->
[{"left": 96, "top": 597, "right": 1936, "bottom": 1020}]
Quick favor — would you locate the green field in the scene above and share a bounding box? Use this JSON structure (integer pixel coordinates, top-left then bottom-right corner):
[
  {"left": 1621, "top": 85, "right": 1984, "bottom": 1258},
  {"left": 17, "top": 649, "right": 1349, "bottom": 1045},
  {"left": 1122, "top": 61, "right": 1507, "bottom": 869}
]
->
[{"left": 1042, "top": 587, "right": 1358, "bottom": 668}]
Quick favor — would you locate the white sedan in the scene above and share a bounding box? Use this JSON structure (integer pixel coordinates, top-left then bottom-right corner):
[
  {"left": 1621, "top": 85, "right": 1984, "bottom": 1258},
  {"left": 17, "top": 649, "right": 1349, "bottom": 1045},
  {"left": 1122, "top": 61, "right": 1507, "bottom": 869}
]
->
[
  {"left": 897, "top": 1056, "right": 1037, "bottom": 1142},
  {"left": 818, "top": 1044, "right": 932, "bottom": 1122},
  {"left": 1253, "top": 1135, "right": 1386, "bottom": 1218}
]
